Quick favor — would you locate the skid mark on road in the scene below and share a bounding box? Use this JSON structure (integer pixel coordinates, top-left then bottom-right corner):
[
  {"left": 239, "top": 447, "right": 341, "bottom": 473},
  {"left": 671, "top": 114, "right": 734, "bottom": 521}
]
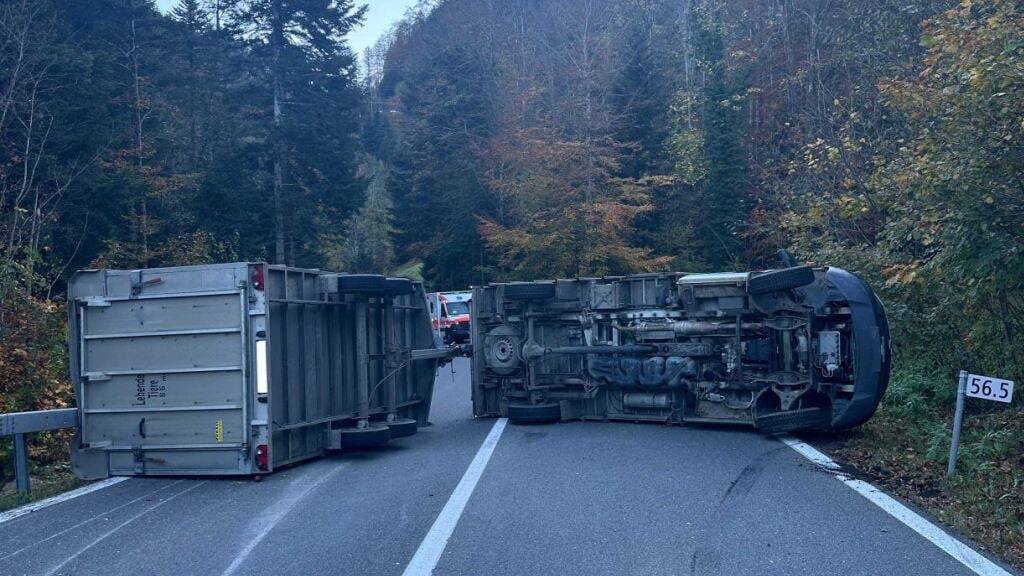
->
[
  {"left": 220, "top": 462, "right": 349, "bottom": 576},
  {"left": 780, "top": 435, "right": 1016, "bottom": 576},
  {"left": 1, "top": 480, "right": 185, "bottom": 562},
  {"left": 45, "top": 481, "right": 207, "bottom": 576},
  {"left": 719, "top": 446, "right": 786, "bottom": 504}
]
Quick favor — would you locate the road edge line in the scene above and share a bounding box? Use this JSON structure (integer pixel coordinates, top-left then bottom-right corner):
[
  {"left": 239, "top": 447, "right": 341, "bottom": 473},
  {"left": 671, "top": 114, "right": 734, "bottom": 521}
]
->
[
  {"left": 780, "top": 435, "right": 1015, "bottom": 576},
  {"left": 402, "top": 417, "right": 508, "bottom": 576},
  {"left": 0, "top": 476, "right": 129, "bottom": 525}
]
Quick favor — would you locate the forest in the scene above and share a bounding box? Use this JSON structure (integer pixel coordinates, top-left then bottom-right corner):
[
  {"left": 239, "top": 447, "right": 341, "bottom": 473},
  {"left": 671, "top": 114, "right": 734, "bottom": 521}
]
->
[{"left": 0, "top": 0, "right": 1021, "bottom": 561}]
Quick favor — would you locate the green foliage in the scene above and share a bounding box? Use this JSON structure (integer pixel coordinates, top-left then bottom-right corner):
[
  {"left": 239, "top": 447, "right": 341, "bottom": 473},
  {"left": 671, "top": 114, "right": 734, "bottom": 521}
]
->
[
  {"left": 879, "top": 367, "right": 958, "bottom": 423},
  {"left": 875, "top": 0, "right": 1024, "bottom": 379},
  {"left": 328, "top": 158, "right": 396, "bottom": 274},
  {"left": 771, "top": 0, "right": 1024, "bottom": 383},
  {"left": 0, "top": 0, "right": 367, "bottom": 488},
  {"left": 684, "top": 0, "right": 750, "bottom": 268},
  {"left": 478, "top": 131, "right": 668, "bottom": 279},
  {"left": 382, "top": 22, "right": 496, "bottom": 289}
]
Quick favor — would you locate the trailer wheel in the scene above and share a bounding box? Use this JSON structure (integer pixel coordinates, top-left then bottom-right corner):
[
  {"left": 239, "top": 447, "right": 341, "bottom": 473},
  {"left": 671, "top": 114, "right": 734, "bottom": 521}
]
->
[
  {"left": 383, "top": 277, "right": 414, "bottom": 296},
  {"left": 336, "top": 274, "right": 387, "bottom": 295},
  {"left": 338, "top": 424, "right": 391, "bottom": 448},
  {"left": 503, "top": 282, "right": 556, "bottom": 301},
  {"left": 748, "top": 266, "right": 815, "bottom": 295},
  {"left": 386, "top": 418, "right": 418, "bottom": 438},
  {"left": 507, "top": 402, "right": 561, "bottom": 424}
]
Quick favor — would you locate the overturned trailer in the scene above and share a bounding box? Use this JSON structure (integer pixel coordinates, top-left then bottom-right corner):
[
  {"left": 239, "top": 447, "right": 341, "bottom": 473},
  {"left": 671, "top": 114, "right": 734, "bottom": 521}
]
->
[
  {"left": 69, "top": 263, "right": 447, "bottom": 479},
  {"left": 471, "top": 266, "right": 890, "bottom": 433}
]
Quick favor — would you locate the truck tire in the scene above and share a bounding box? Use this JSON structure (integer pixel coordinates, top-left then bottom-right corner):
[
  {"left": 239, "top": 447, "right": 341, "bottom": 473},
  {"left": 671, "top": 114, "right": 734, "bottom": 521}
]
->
[
  {"left": 336, "top": 274, "right": 387, "bottom": 295},
  {"left": 382, "top": 277, "right": 414, "bottom": 296},
  {"left": 338, "top": 424, "right": 391, "bottom": 448},
  {"left": 748, "top": 266, "right": 815, "bottom": 295},
  {"left": 504, "top": 282, "right": 556, "bottom": 301},
  {"left": 507, "top": 402, "right": 561, "bottom": 424}
]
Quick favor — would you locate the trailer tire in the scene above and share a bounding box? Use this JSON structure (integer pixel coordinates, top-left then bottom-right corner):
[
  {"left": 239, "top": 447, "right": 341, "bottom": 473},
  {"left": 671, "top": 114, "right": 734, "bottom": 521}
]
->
[
  {"left": 504, "top": 282, "right": 556, "bottom": 301},
  {"left": 386, "top": 418, "right": 418, "bottom": 438},
  {"left": 748, "top": 266, "right": 815, "bottom": 295},
  {"left": 336, "top": 274, "right": 387, "bottom": 295},
  {"left": 507, "top": 402, "right": 561, "bottom": 424},
  {"left": 383, "top": 277, "right": 414, "bottom": 296},
  {"left": 338, "top": 424, "right": 391, "bottom": 448}
]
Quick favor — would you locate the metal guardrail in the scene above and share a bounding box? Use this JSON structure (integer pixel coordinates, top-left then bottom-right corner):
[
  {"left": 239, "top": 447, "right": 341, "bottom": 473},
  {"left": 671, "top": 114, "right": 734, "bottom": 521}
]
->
[{"left": 0, "top": 408, "right": 78, "bottom": 494}]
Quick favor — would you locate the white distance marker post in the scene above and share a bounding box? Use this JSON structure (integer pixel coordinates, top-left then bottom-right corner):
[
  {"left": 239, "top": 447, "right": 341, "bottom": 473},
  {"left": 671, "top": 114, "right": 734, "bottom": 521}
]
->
[
  {"left": 965, "top": 373, "right": 1015, "bottom": 404},
  {"left": 947, "top": 370, "right": 1016, "bottom": 476}
]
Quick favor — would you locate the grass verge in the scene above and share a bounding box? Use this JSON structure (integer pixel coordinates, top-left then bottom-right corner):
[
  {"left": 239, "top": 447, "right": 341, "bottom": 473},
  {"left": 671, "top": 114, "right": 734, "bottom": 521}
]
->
[
  {"left": 0, "top": 461, "right": 86, "bottom": 513},
  {"left": 817, "top": 369, "right": 1024, "bottom": 571}
]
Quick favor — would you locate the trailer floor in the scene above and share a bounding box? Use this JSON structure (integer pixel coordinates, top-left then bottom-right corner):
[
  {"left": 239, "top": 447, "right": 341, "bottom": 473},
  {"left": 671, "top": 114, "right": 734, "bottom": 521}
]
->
[{"left": 0, "top": 358, "right": 1015, "bottom": 576}]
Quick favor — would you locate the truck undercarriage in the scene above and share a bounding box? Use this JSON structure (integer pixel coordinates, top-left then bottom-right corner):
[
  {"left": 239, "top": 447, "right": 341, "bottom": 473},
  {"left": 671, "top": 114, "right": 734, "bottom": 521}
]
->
[{"left": 471, "top": 266, "right": 890, "bottom": 433}]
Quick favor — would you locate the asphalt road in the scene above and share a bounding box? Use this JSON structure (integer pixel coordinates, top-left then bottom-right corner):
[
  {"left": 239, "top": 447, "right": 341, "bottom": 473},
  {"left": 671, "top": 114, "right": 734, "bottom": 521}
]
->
[{"left": 0, "top": 358, "right": 1014, "bottom": 576}]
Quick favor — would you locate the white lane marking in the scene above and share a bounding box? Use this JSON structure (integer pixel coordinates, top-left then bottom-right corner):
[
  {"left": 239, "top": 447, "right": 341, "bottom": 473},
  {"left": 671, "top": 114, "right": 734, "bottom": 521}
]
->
[
  {"left": 221, "top": 463, "right": 349, "bottom": 576},
  {"left": 45, "top": 480, "right": 207, "bottom": 576},
  {"left": 402, "top": 418, "right": 508, "bottom": 576},
  {"left": 0, "top": 477, "right": 129, "bottom": 526},
  {"left": 780, "top": 435, "right": 1014, "bottom": 576},
  {"left": 779, "top": 436, "right": 841, "bottom": 470},
  {"left": 0, "top": 480, "right": 186, "bottom": 561}
]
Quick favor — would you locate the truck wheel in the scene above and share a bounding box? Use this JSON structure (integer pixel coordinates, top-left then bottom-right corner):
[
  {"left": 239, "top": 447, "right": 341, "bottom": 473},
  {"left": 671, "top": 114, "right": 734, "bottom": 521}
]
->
[
  {"left": 338, "top": 424, "right": 391, "bottom": 448},
  {"left": 748, "top": 266, "right": 815, "bottom": 295},
  {"left": 383, "top": 277, "right": 414, "bottom": 296},
  {"left": 504, "top": 282, "right": 556, "bottom": 301},
  {"left": 386, "top": 418, "right": 418, "bottom": 438},
  {"left": 507, "top": 402, "right": 561, "bottom": 424},
  {"left": 336, "top": 274, "right": 387, "bottom": 295}
]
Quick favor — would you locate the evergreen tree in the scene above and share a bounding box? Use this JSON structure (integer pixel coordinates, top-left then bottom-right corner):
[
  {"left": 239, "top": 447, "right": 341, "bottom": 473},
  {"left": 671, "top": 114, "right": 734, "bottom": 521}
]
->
[
  {"left": 385, "top": 38, "right": 495, "bottom": 289},
  {"left": 235, "top": 0, "right": 367, "bottom": 265},
  {"left": 333, "top": 158, "right": 395, "bottom": 274},
  {"left": 610, "top": 5, "right": 674, "bottom": 179},
  {"left": 687, "top": 0, "right": 749, "bottom": 268}
]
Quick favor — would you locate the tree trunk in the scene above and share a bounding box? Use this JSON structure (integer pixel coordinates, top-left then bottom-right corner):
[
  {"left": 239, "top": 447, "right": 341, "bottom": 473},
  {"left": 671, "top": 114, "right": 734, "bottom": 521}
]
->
[
  {"left": 272, "top": 0, "right": 286, "bottom": 264},
  {"left": 129, "top": 0, "right": 148, "bottom": 264}
]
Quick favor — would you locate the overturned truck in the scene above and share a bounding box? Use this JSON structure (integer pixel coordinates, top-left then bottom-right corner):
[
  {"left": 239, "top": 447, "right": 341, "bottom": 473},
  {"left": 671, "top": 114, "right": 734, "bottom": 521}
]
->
[
  {"left": 471, "top": 266, "right": 890, "bottom": 433},
  {"left": 69, "top": 263, "right": 448, "bottom": 478}
]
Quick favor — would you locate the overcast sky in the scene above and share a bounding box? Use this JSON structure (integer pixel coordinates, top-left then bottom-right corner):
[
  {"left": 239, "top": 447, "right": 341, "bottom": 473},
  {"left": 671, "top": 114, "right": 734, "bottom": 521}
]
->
[{"left": 154, "top": 0, "right": 419, "bottom": 58}]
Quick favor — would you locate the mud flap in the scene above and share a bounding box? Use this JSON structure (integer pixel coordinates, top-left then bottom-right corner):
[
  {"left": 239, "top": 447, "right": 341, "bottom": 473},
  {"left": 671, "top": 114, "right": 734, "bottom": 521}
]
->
[
  {"left": 507, "top": 403, "right": 561, "bottom": 424},
  {"left": 748, "top": 266, "right": 815, "bottom": 295},
  {"left": 755, "top": 407, "right": 830, "bottom": 435},
  {"left": 70, "top": 428, "right": 110, "bottom": 480}
]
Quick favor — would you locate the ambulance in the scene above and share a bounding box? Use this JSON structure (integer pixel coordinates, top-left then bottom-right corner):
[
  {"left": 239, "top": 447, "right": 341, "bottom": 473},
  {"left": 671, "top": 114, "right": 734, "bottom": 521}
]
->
[{"left": 427, "top": 290, "right": 472, "bottom": 344}]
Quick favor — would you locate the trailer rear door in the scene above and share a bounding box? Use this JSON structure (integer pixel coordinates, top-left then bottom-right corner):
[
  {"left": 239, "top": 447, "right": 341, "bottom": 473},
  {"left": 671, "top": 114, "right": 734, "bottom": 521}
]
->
[{"left": 73, "top": 267, "right": 250, "bottom": 475}]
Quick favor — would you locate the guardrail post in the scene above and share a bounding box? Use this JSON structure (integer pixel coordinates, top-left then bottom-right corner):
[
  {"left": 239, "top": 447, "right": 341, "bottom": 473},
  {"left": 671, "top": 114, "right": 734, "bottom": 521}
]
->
[
  {"left": 14, "top": 432, "right": 30, "bottom": 494},
  {"left": 1, "top": 408, "right": 78, "bottom": 492}
]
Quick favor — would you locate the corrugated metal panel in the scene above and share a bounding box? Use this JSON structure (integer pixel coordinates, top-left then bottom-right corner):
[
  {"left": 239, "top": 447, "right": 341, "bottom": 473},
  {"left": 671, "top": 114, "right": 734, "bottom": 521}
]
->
[
  {"left": 71, "top": 263, "right": 442, "bottom": 479},
  {"left": 73, "top": 265, "right": 249, "bottom": 476}
]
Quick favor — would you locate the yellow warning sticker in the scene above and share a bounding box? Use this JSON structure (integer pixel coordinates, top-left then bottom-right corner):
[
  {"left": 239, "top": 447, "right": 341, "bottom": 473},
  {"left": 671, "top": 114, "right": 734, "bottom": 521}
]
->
[{"left": 215, "top": 419, "right": 224, "bottom": 442}]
